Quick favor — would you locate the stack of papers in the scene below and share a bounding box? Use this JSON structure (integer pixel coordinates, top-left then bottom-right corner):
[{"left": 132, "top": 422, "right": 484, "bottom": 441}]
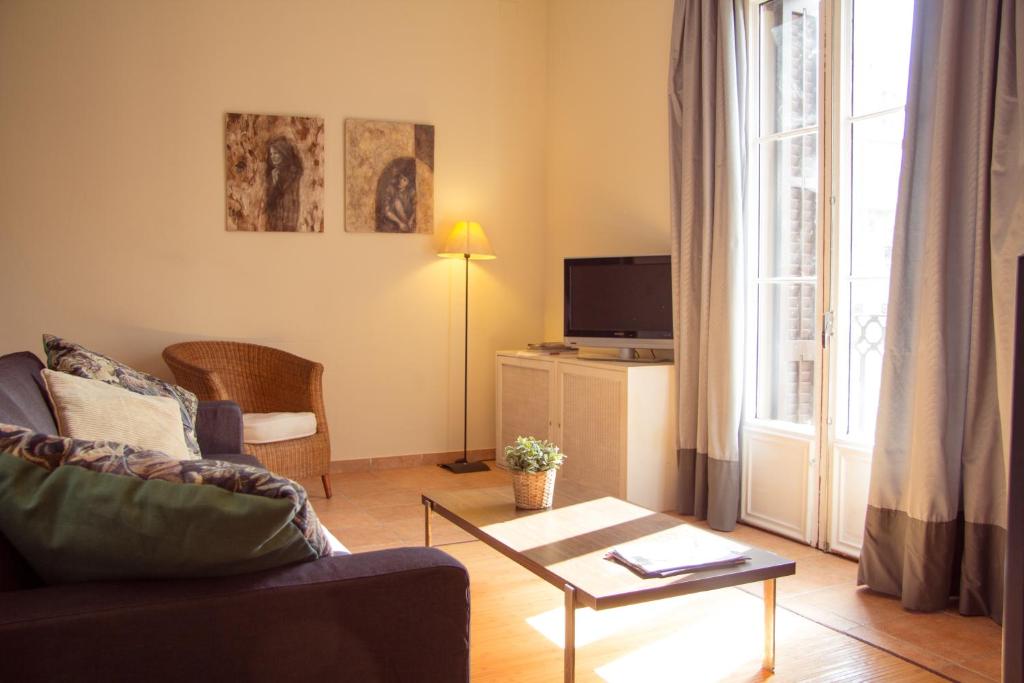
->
[{"left": 606, "top": 538, "right": 750, "bottom": 578}]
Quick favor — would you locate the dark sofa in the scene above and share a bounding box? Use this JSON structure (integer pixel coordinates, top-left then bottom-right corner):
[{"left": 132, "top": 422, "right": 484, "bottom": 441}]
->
[{"left": 0, "top": 351, "right": 470, "bottom": 682}]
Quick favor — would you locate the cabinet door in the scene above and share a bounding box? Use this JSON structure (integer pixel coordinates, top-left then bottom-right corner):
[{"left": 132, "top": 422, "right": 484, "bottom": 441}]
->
[
  {"left": 556, "top": 363, "right": 627, "bottom": 497},
  {"left": 496, "top": 357, "right": 556, "bottom": 468}
]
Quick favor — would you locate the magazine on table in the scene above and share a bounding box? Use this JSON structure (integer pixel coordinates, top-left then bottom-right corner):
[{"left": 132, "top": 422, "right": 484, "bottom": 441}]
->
[{"left": 606, "top": 537, "right": 751, "bottom": 578}]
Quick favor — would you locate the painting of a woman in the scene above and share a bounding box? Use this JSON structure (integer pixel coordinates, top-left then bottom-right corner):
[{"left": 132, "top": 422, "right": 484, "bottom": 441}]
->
[
  {"left": 345, "top": 119, "right": 434, "bottom": 234},
  {"left": 375, "top": 157, "right": 417, "bottom": 233},
  {"left": 225, "top": 113, "right": 323, "bottom": 232},
  {"left": 265, "top": 136, "right": 303, "bottom": 231}
]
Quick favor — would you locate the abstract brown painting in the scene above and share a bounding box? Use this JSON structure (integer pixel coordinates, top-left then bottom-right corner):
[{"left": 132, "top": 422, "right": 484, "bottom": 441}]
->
[
  {"left": 345, "top": 119, "right": 434, "bottom": 233},
  {"left": 225, "top": 113, "right": 324, "bottom": 232}
]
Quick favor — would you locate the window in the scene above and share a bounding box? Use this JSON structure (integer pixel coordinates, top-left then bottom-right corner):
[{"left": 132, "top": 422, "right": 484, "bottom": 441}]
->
[
  {"left": 743, "top": 0, "right": 914, "bottom": 553},
  {"left": 749, "top": 0, "right": 912, "bottom": 441},
  {"left": 753, "top": 0, "right": 821, "bottom": 427},
  {"left": 837, "top": 0, "right": 914, "bottom": 442}
]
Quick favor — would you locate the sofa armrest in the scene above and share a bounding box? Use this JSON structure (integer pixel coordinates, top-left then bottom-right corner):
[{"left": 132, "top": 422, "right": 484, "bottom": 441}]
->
[
  {"left": 195, "top": 400, "right": 244, "bottom": 456},
  {"left": 0, "top": 547, "right": 470, "bottom": 682}
]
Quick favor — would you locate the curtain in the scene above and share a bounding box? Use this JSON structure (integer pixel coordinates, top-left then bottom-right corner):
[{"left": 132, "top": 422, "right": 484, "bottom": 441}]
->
[
  {"left": 668, "top": 0, "right": 747, "bottom": 531},
  {"left": 858, "top": 0, "right": 1024, "bottom": 623}
]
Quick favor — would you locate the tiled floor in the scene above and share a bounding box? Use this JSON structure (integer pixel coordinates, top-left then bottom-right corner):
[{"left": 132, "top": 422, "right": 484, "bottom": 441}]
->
[{"left": 303, "top": 464, "right": 1003, "bottom": 682}]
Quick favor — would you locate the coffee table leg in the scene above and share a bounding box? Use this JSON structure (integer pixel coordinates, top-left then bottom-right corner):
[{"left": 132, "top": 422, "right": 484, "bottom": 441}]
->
[
  {"left": 763, "top": 578, "right": 776, "bottom": 672},
  {"left": 424, "top": 500, "right": 433, "bottom": 547},
  {"left": 564, "top": 583, "right": 577, "bottom": 683}
]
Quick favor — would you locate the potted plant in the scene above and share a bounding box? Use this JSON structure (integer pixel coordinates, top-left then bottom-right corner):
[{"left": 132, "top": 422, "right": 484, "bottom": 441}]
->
[{"left": 504, "top": 436, "right": 567, "bottom": 509}]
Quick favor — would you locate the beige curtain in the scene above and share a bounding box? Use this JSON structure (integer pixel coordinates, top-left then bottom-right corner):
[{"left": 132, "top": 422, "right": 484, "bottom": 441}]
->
[
  {"left": 669, "top": 0, "right": 747, "bottom": 531},
  {"left": 858, "top": 0, "right": 1024, "bottom": 623}
]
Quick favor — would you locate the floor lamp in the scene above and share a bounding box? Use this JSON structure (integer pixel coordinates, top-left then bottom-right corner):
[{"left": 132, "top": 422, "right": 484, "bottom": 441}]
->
[{"left": 438, "top": 220, "right": 495, "bottom": 473}]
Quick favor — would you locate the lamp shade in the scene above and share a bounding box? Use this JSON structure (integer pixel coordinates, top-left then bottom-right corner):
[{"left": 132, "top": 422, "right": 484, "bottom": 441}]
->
[{"left": 438, "top": 221, "right": 496, "bottom": 260}]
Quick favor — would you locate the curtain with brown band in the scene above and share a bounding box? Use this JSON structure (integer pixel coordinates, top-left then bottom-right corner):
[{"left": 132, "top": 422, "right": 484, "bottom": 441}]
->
[
  {"left": 858, "top": 0, "right": 1024, "bottom": 623},
  {"left": 669, "top": 0, "right": 747, "bottom": 531}
]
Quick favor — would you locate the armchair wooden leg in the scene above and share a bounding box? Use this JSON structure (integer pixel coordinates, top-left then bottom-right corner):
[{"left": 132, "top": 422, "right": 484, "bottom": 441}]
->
[{"left": 321, "top": 474, "right": 333, "bottom": 499}]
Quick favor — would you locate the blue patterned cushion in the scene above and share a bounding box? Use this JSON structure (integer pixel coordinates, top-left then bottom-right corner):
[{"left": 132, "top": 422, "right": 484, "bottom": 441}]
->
[
  {"left": 43, "top": 334, "right": 202, "bottom": 458},
  {"left": 0, "top": 423, "right": 332, "bottom": 582}
]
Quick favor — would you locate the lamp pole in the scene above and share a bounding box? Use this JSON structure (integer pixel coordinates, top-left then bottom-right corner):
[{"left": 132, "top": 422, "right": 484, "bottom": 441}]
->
[
  {"left": 441, "top": 250, "right": 490, "bottom": 473},
  {"left": 439, "top": 221, "right": 492, "bottom": 474},
  {"left": 463, "top": 252, "right": 469, "bottom": 461}
]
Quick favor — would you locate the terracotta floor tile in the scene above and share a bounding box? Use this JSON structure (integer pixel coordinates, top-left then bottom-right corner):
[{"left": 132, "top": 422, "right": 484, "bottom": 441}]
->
[
  {"left": 401, "top": 527, "right": 473, "bottom": 548},
  {"left": 364, "top": 503, "right": 427, "bottom": 524},
  {"left": 304, "top": 493, "right": 369, "bottom": 516},
  {"left": 341, "top": 487, "right": 423, "bottom": 508},
  {"left": 960, "top": 651, "right": 1004, "bottom": 681},
  {"left": 781, "top": 600, "right": 862, "bottom": 633},
  {"left": 329, "top": 470, "right": 388, "bottom": 484},
  {"left": 392, "top": 515, "right": 474, "bottom": 545},
  {"left": 847, "top": 625, "right": 997, "bottom": 682},
  {"left": 324, "top": 523, "right": 403, "bottom": 552},
  {"left": 786, "top": 585, "right": 910, "bottom": 627},
  {"left": 377, "top": 464, "right": 454, "bottom": 484},
  {"left": 870, "top": 612, "right": 1002, "bottom": 666},
  {"left": 314, "top": 506, "right": 379, "bottom": 529}
]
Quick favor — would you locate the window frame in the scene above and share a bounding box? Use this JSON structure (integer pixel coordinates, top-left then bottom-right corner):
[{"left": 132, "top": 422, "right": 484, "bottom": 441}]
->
[
  {"left": 743, "top": 0, "right": 830, "bottom": 440},
  {"left": 831, "top": 0, "right": 909, "bottom": 448}
]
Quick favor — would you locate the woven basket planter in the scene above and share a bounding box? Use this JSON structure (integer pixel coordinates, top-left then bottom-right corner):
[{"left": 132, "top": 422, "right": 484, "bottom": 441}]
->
[{"left": 512, "top": 469, "right": 557, "bottom": 510}]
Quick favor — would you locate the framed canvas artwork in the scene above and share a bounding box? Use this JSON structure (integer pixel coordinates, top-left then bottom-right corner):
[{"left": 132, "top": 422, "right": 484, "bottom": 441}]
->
[
  {"left": 345, "top": 119, "right": 435, "bottom": 234},
  {"left": 225, "top": 113, "right": 325, "bottom": 232}
]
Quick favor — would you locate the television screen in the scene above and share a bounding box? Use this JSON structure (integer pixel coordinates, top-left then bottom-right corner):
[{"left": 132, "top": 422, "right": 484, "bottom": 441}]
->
[{"left": 564, "top": 256, "right": 672, "bottom": 340}]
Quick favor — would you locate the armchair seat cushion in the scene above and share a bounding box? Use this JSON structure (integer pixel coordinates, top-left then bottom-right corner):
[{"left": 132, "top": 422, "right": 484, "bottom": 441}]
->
[{"left": 243, "top": 412, "right": 317, "bottom": 444}]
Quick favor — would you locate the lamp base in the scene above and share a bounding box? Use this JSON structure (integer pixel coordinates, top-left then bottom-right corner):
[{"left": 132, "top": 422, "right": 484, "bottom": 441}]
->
[{"left": 439, "top": 460, "right": 491, "bottom": 474}]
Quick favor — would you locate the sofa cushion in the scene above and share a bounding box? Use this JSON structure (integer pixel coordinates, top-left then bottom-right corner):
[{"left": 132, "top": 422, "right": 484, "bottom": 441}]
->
[
  {"left": 42, "top": 370, "right": 195, "bottom": 461},
  {"left": 243, "top": 411, "right": 317, "bottom": 444},
  {"left": 0, "top": 352, "right": 57, "bottom": 435},
  {"left": 43, "top": 334, "right": 201, "bottom": 458},
  {"left": 0, "top": 423, "right": 332, "bottom": 583}
]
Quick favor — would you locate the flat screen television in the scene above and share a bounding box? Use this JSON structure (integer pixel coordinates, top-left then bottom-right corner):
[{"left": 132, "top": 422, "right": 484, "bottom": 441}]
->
[{"left": 563, "top": 255, "right": 673, "bottom": 360}]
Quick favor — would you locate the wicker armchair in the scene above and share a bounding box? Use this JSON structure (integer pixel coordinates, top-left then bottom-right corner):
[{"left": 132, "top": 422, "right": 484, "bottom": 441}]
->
[{"left": 162, "top": 341, "right": 332, "bottom": 498}]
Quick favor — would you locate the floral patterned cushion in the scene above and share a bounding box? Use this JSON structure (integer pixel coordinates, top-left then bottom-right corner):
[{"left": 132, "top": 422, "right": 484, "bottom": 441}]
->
[
  {"left": 0, "top": 423, "right": 332, "bottom": 581},
  {"left": 43, "top": 334, "right": 201, "bottom": 458}
]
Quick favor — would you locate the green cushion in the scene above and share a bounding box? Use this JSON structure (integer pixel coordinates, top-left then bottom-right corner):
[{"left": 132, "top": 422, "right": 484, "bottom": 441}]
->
[{"left": 0, "top": 453, "right": 318, "bottom": 582}]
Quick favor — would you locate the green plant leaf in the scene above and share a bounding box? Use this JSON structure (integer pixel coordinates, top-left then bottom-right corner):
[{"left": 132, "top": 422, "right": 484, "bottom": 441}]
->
[{"left": 503, "top": 435, "right": 566, "bottom": 473}]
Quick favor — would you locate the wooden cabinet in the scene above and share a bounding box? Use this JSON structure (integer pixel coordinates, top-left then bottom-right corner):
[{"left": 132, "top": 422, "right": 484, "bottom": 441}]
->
[
  {"left": 495, "top": 351, "right": 678, "bottom": 511},
  {"left": 495, "top": 356, "right": 556, "bottom": 465}
]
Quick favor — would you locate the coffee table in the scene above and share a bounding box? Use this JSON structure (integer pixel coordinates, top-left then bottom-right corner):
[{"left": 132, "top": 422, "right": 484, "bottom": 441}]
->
[{"left": 422, "top": 483, "right": 795, "bottom": 682}]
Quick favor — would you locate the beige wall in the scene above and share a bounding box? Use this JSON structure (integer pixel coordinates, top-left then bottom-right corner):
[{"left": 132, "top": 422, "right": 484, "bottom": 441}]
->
[
  {"left": 0, "top": 0, "right": 548, "bottom": 460},
  {"left": 543, "top": 0, "right": 674, "bottom": 338},
  {"left": 0, "top": 0, "right": 674, "bottom": 462}
]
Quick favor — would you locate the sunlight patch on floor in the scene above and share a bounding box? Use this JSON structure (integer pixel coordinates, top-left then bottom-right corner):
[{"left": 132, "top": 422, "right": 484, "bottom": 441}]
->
[
  {"left": 593, "top": 599, "right": 767, "bottom": 682},
  {"left": 525, "top": 587, "right": 762, "bottom": 648},
  {"left": 524, "top": 601, "right": 686, "bottom": 649}
]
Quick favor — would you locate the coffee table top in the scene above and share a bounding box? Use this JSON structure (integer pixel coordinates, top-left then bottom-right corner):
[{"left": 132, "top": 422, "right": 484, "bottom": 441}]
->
[{"left": 422, "top": 483, "right": 795, "bottom": 610}]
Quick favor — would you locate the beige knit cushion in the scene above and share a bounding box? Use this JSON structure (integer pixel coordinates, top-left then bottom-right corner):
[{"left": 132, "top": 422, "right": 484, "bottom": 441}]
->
[
  {"left": 42, "top": 369, "right": 195, "bottom": 461},
  {"left": 242, "top": 412, "right": 317, "bottom": 445}
]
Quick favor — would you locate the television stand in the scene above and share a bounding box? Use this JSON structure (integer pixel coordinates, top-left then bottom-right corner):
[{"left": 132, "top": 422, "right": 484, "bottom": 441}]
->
[{"left": 495, "top": 351, "right": 678, "bottom": 511}]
